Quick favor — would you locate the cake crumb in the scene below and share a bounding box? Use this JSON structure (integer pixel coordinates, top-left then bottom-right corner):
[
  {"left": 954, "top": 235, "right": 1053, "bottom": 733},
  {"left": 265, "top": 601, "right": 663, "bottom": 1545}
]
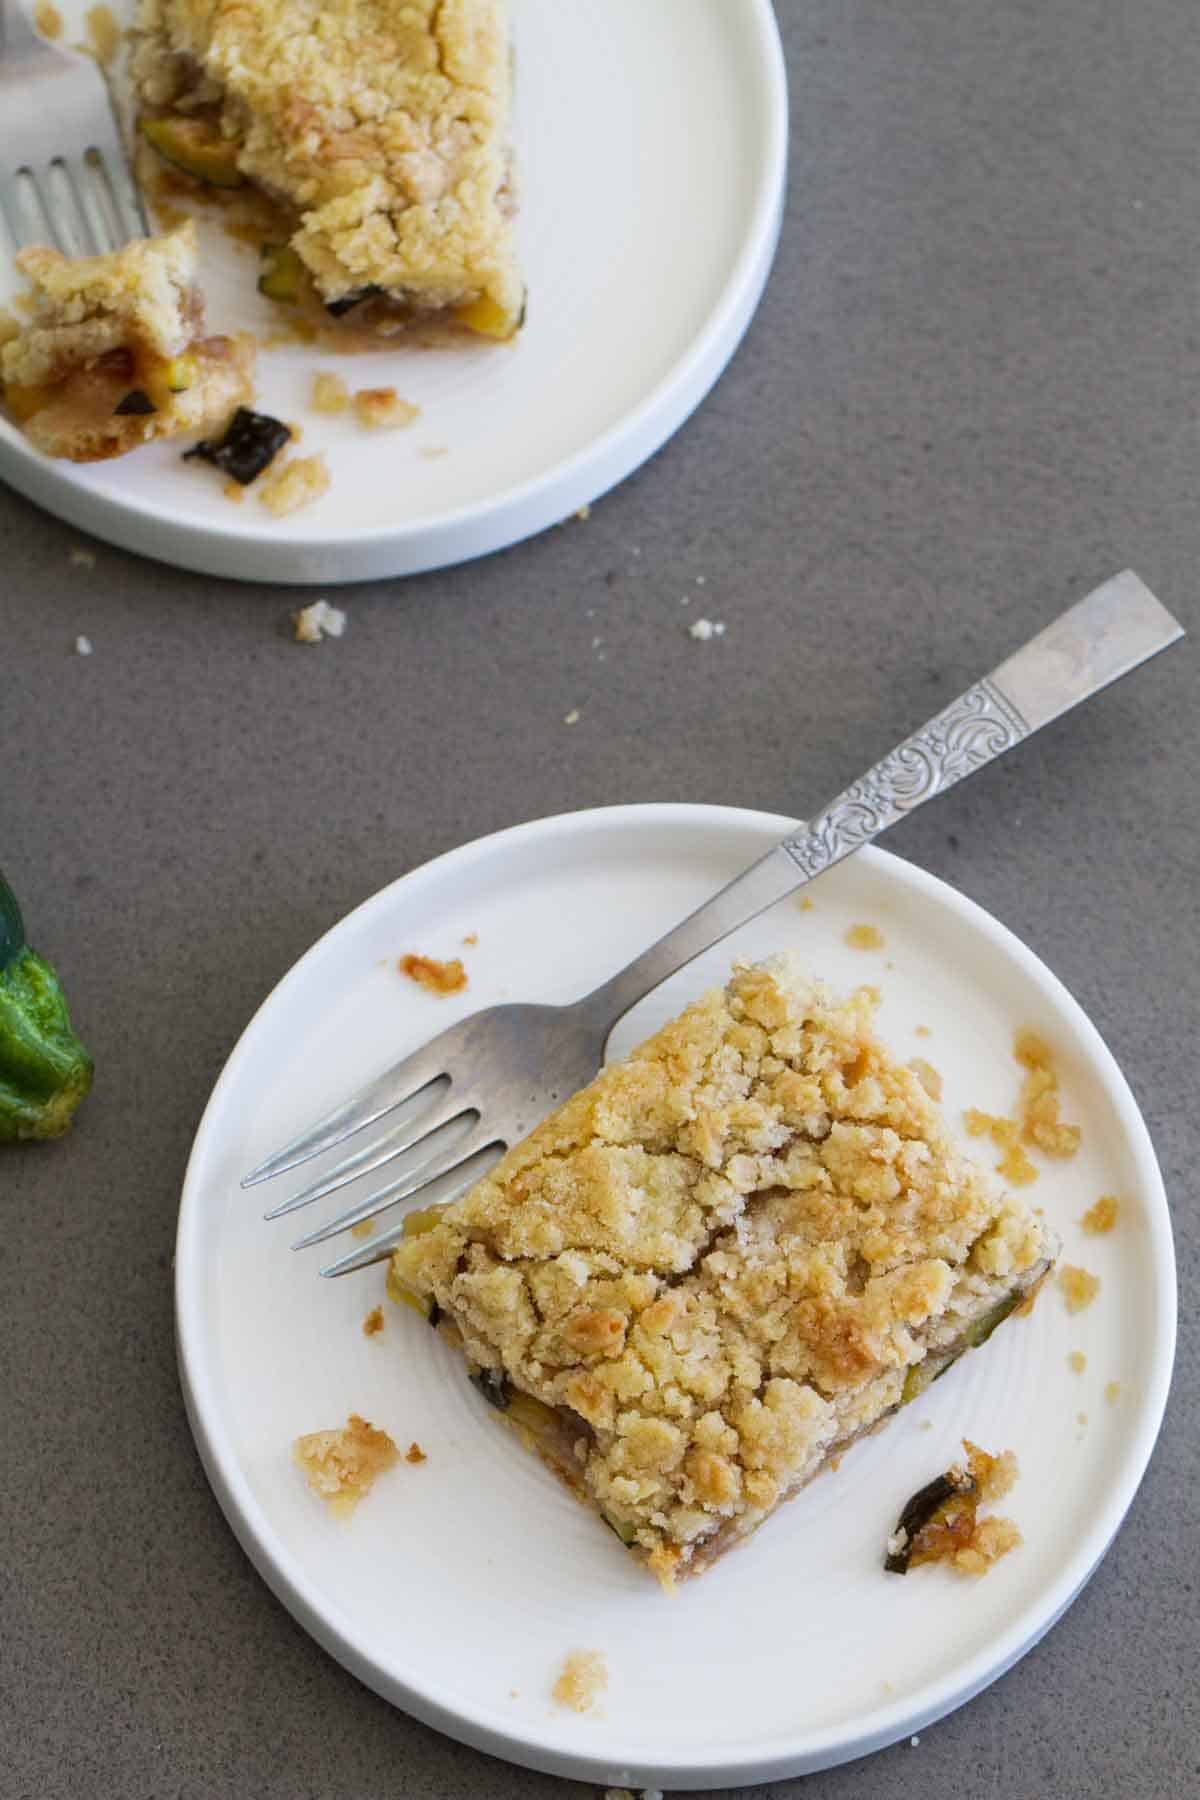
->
[
  {"left": 293, "top": 1414, "right": 399, "bottom": 1515},
  {"left": 1014, "top": 1028, "right": 1081, "bottom": 1158},
  {"left": 1082, "top": 1195, "right": 1119, "bottom": 1235},
  {"left": 399, "top": 953, "right": 467, "bottom": 996},
  {"left": 909, "top": 1057, "right": 943, "bottom": 1101},
  {"left": 34, "top": 1, "right": 62, "bottom": 37},
  {"left": 292, "top": 598, "right": 346, "bottom": 643},
  {"left": 963, "top": 1109, "right": 1038, "bottom": 1186},
  {"left": 915, "top": 1024, "right": 931, "bottom": 1038},
  {"left": 462, "top": 933, "right": 478, "bottom": 946},
  {"left": 1067, "top": 1350, "right": 1087, "bottom": 1374},
  {"left": 845, "top": 923, "right": 885, "bottom": 951},
  {"left": 362, "top": 1306, "right": 384, "bottom": 1337},
  {"left": 1058, "top": 1265, "right": 1101, "bottom": 1313},
  {"left": 418, "top": 444, "right": 449, "bottom": 459},
  {"left": 1105, "top": 1381, "right": 1121, "bottom": 1405},
  {"left": 405, "top": 1441, "right": 427, "bottom": 1464},
  {"left": 85, "top": 4, "right": 121, "bottom": 63},
  {"left": 688, "top": 617, "right": 726, "bottom": 641},
  {"left": 886, "top": 1441, "right": 1021, "bottom": 1578},
  {"left": 551, "top": 1649, "right": 607, "bottom": 1714},
  {"left": 312, "top": 371, "right": 351, "bottom": 413},
  {"left": 798, "top": 896, "right": 814, "bottom": 912},
  {"left": 575, "top": 503, "right": 591, "bottom": 520},
  {"left": 223, "top": 479, "right": 245, "bottom": 503},
  {"left": 353, "top": 386, "right": 420, "bottom": 431},
  {"left": 564, "top": 708, "right": 581, "bottom": 725},
  {"left": 351, "top": 1218, "right": 374, "bottom": 1238},
  {"left": 69, "top": 546, "right": 96, "bottom": 569},
  {"left": 918, "top": 1418, "right": 933, "bottom": 1430},
  {"left": 995, "top": 1141, "right": 1038, "bottom": 1186},
  {"left": 74, "top": 635, "right": 93, "bottom": 656},
  {"left": 260, "top": 453, "right": 331, "bottom": 516}
]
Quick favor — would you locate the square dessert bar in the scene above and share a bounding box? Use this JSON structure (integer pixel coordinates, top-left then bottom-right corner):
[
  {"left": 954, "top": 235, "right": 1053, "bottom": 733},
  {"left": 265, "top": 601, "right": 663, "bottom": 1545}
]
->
[
  {"left": 131, "top": 0, "right": 523, "bottom": 338},
  {"left": 1, "top": 222, "right": 252, "bottom": 461},
  {"left": 390, "top": 956, "right": 1055, "bottom": 1585}
]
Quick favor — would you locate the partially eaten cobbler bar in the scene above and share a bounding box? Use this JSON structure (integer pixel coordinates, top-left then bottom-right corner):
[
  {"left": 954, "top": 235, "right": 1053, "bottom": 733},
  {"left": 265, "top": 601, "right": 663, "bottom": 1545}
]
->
[
  {"left": 389, "top": 956, "right": 1055, "bottom": 1585},
  {"left": 131, "top": 0, "right": 523, "bottom": 339},
  {"left": 0, "top": 223, "right": 253, "bottom": 460}
]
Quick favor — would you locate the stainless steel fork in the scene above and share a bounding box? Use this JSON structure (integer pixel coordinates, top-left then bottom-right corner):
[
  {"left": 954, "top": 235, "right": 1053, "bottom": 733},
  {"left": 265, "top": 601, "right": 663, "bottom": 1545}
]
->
[
  {"left": 0, "top": 0, "right": 147, "bottom": 255},
  {"left": 244, "top": 569, "right": 1183, "bottom": 1277}
]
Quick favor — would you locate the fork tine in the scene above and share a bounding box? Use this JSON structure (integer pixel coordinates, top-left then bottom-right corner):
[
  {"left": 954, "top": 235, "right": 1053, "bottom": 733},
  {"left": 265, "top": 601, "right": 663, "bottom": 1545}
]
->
[
  {"left": 47, "top": 158, "right": 98, "bottom": 257},
  {"left": 264, "top": 1085, "right": 471, "bottom": 1220},
  {"left": 241, "top": 1043, "right": 451, "bottom": 1188},
  {"left": 317, "top": 1141, "right": 505, "bottom": 1277},
  {"left": 290, "top": 1115, "right": 496, "bottom": 1251}
]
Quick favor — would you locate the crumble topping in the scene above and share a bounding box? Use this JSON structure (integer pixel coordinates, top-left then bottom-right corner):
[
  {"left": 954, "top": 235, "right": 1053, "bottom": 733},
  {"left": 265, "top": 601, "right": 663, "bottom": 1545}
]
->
[
  {"left": 312, "top": 371, "right": 351, "bottom": 414},
  {"left": 405, "top": 1441, "right": 427, "bottom": 1464},
  {"left": 293, "top": 1413, "right": 399, "bottom": 1514},
  {"left": 885, "top": 1441, "right": 1021, "bottom": 1576},
  {"left": 34, "top": 1, "right": 62, "bottom": 37},
  {"left": 1058, "top": 1265, "right": 1100, "bottom": 1313},
  {"left": 353, "top": 386, "right": 420, "bottom": 430},
  {"left": 398, "top": 953, "right": 467, "bottom": 995},
  {"left": 908, "top": 1057, "right": 943, "bottom": 1101},
  {"left": 845, "top": 924, "right": 884, "bottom": 951},
  {"left": 1014, "top": 1029, "right": 1080, "bottom": 1157},
  {"left": 362, "top": 1306, "right": 384, "bottom": 1337},
  {"left": 552, "top": 1649, "right": 607, "bottom": 1715},
  {"left": 260, "top": 452, "right": 331, "bottom": 515},
  {"left": 1081, "top": 1194, "right": 1119, "bottom": 1234},
  {"left": 1067, "top": 1350, "right": 1086, "bottom": 1373},
  {"left": 86, "top": 4, "right": 122, "bottom": 64},
  {"left": 390, "top": 955, "right": 1053, "bottom": 1582},
  {"left": 963, "top": 1110, "right": 1038, "bottom": 1186},
  {"left": 351, "top": 1217, "right": 375, "bottom": 1239}
]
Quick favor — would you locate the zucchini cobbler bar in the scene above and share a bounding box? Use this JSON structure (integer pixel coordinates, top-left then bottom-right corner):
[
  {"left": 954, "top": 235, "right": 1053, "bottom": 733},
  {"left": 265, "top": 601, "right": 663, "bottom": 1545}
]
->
[
  {"left": 131, "top": 0, "right": 523, "bottom": 339},
  {"left": 390, "top": 956, "right": 1056, "bottom": 1585},
  {"left": 0, "top": 223, "right": 252, "bottom": 460}
]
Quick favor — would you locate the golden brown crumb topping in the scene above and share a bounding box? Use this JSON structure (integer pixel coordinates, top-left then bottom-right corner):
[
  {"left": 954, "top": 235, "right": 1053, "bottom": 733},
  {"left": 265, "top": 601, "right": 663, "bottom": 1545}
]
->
[
  {"left": 1067, "top": 1350, "right": 1086, "bottom": 1373},
  {"left": 1081, "top": 1195, "right": 1119, "bottom": 1235},
  {"left": 963, "top": 1109, "right": 1038, "bottom": 1187},
  {"left": 351, "top": 1217, "right": 374, "bottom": 1239},
  {"left": 353, "top": 386, "right": 420, "bottom": 430},
  {"left": 845, "top": 923, "right": 884, "bottom": 950},
  {"left": 86, "top": 3, "right": 122, "bottom": 64},
  {"left": 1105, "top": 1381, "right": 1121, "bottom": 1405},
  {"left": 1058, "top": 1265, "right": 1100, "bottom": 1313},
  {"left": 259, "top": 453, "right": 331, "bottom": 516},
  {"left": 398, "top": 953, "right": 467, "bottom": 995},
  {"left": 1014, "top": 1029, "right": 1080, "bottom": 1157},
  {"left": 312, "top": 371, "right": 351, "bottom": 414},
  {"left": 390, "top": 956, "right": 1052, "bottom": 1578},
  {"left": 34, "top": 1, "right": 62, "bottom": 38},
  {"left": 405, "top": 1441, "right": 427, "bottom": 1464},
  {"left": 888, "top": 1441, "right": 1021, "bottom": 1576},
  {"left": 362, "top": 1306, "right": 384, "bottom": 1336},
  {"left": 293, "top": 1412, "right": 399, "bottom": 1514},
  {"left": 909, "top": 1057, "right": 943, "bottom": 1101},
  {"left": 551, "top": 1649, "right": 607, "bottom": 1714}
]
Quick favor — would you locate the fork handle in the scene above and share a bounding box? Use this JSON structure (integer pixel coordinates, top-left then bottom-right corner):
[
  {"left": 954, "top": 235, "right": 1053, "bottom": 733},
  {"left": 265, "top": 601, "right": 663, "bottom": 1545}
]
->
[{"left": 584, "top": 569, "right": 1183, "bottom": 1028}]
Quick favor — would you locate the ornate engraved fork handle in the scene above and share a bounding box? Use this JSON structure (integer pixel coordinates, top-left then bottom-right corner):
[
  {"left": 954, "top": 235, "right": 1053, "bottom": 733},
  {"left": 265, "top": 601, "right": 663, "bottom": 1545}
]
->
[{"left": 588, "top": 570, "right": 1183, "bottom": 1027}]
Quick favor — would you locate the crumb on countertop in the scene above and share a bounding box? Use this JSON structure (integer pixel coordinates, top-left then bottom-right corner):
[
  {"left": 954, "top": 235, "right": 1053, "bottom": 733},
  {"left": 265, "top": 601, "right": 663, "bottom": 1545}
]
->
[
  {"left": 1105, "top": 1381, "right": 1121, "bottom": 1405},
  {"left": 885, "top": 1441, "right": 1021, "bottom": 1578},
  {"left": 909, "top": 1057, "right": 943, "bottom": 1101},
  {"left": 312, "top": 371, "right": 351, "bottom": 414},
  {"left": 845, "top": 923, "right": 885, "bottom": 951},
  {"left": 398, "top": 953, "right": 467, "bottom": 996},
  {"left": 293, "top": 1413, "right": 399, "bottom": 1515},
  {"left": 1067, "top": 1350, "right": 1087, "bottom": 1374},
  {"left": 552, "top": 1649, "right": 607, "bottom": 1715},
  {"left": 688, "top": 617, "right": 726, "bottom": 641},
  {"left": 1058, "top": 1265, "right": 1101, "bottom": 1314},
  {"left": 563, "top": 708, "right": 581, "bottom": 725},
  {"left": 1014, "top": 1029, "right": 1081, "bottom": 1158},
  {"left": 353, "top": 387, "right": 420, "bottom": 431},
  {"left": 1081, "top": 1195, "right": 1120, "bottom": 1234},
  {"left": 362, "top": 1306, "right": 384, "bottom": 1337},
  {"left": 69, "top": 546, "right": 96, "bottom": 568},
  {"left": 260, "top": 452, "right": 331, "bottom": 516},
  {"left": 405, "top": 1441, "right": 427, "bottom": 1464},
  {"left": 74, "top": 635, "right": 93, "bottom": 656},
  {"left": 85, "top": 4, "right": 121, "bottom": 64},
  {"left": 292, "top": 598, "right": 346, "bottom": 643}
]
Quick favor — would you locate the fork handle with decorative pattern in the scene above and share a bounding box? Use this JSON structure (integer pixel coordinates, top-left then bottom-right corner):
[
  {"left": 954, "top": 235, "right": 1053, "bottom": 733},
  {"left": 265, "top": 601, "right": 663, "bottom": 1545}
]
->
[{"left": 587, "top": 570, "right": 1182, "bottom": 1026}]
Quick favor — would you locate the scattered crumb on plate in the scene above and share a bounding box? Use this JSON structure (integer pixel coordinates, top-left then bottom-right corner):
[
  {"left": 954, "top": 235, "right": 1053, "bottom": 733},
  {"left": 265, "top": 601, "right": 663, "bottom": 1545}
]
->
[
  {"left": 1067, "top": 1350, "right": 1087, "bottom": 1374},
  {"left": 405, "top": 1441, "right": 427, "bottom": 1465},
  {"left": 1014, "top": 1028, "right": 1081, "bottom": 1158},
  {"left": 462, "top": 932, "right": 479, "bottom": 946},
  {"left": 362, "top": 1306, "right": 384, "bottom": 1337},
  {"left": 74, "top": 635, "right": 93, "bottom": 656},
  {"left": 312, "top": 371, "right": 351, "bottom": 414},
  {"left": 418, "top": 444, "right": 449, "bottom": 459},
  {"left": 353, "top": 387, "right": 420, "bottom": 431},
  {"left": 398, "top": 953, "right": 467, "bottom": 996},
  {"left": 34, "top": 0, "right": 62, "bottom": 37},
  {"left": 260, "top": 452, "right": 331, "bottom": 516},
  {"left": 293, "top": 1413, "right": 399, "bottom": 1515},
  {"left": 1081, "top": 1194, "right": 1119, "bottom": 1234},
  {"left": 351, "top": 1218, "right": 374, "bottom": 1239},
  {"left": 85, "top": 3, "right": 120, "bottom": 63},
  {"left": 1077, "top": 1411, "right": 1088, "bottom": 1426},
  {"left": 1058, "top": 1264, "right": 1101, "bottom": 1313},
  {"left": 223, "top": 479, "right": 245, "bottom": 503},
  {"left": 1105, "top": 1381, "right": 1121, "bottom": 1405},
  {"left": 909, "top": 1057, "right": 943, "bottom": 1101},
  {"left": 798, "top": 896, "right": 814, "bottom": 913},
  {"left": 885, "top": 1441, "right": 1021, "bottom": 1578},
  {"left": 688, "top": 617, "right": 726, "bottom": 640},
  {"left": 292, "top": 598, "right": 346, "bottom": 643},
  {"left": 552, "top": 1649, "right": 607, "bottom": 1715},
  {"left": 963, "top": 1109, "right": 1037, "bottom": 1186},
  {"left": 915, "top": 1024, "right": 931, "bottom": 1037},
  {"left": 69, "top": 546, "right": 96, "bottom": 568},
  {"left": 845, "top": 923, "right": 884, "bottom": 951}
]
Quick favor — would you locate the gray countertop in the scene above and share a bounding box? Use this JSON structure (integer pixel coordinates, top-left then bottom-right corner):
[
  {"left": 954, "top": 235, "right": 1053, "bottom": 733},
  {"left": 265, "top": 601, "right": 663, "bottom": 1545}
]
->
[{"left": 2, "top": 2, "right": 1198, "bottom": 1796}]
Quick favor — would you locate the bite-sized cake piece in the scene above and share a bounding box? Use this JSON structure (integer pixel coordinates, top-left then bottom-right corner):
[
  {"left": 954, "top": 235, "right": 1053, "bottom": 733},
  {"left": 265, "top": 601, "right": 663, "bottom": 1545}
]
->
[
  {"left": 389, "top": 956, "right": 1056, "bottom": 1586},
  {"left": 0, "top": 222, "right": 253, "bottom": 461},
  {"left": 131, "top": 0, "right": 524, "bottom": 339}
]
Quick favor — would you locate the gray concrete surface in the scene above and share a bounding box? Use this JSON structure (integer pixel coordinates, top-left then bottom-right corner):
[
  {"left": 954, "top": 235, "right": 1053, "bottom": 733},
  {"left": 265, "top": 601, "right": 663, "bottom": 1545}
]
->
[{"left": 2, "top": 2, "right": 1198, "bottom": 1796}]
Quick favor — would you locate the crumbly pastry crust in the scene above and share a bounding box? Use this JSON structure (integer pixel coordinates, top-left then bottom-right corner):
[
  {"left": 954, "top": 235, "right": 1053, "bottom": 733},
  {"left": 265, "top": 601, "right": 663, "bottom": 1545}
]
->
[
  {"left": 390, "top": 955, "right": 1056, "bottom": 1583},
  {"left": 130, "top": 0, "right": 522, "bottom": 330},
  {"left": 0, "top": 223, "right": 252, "bottom": 460}
]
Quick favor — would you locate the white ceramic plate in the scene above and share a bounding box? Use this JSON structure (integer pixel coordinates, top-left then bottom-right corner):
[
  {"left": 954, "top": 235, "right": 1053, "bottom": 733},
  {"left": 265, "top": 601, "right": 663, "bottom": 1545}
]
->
[
  {"left": 0, "top": 0, "right": 786, "bottom": 583},
  {"left": 176, "top": 805, "right": 1175, "bottom": 1790}
]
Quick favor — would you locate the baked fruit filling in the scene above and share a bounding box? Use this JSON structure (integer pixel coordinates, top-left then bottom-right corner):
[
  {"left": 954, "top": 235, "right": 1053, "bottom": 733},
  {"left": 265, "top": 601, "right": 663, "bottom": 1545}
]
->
[
  {"left": 0, "top": 223, "right": 253, "bottom": 461},
  {"left": 130, "top": 0, "right": 524, "bottom": 340},
  {"left": 388, "top": 955, "right": 1056, "bottom": 1585}
]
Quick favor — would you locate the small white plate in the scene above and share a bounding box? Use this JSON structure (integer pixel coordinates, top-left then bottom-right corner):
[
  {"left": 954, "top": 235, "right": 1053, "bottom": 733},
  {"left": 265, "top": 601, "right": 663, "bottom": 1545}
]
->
[
  {"left": 0, "top": 0, "right": 786, "bottom": 583},
  {"left": 177, "top": 805, "right": 1176, "bottom": 1789}
]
